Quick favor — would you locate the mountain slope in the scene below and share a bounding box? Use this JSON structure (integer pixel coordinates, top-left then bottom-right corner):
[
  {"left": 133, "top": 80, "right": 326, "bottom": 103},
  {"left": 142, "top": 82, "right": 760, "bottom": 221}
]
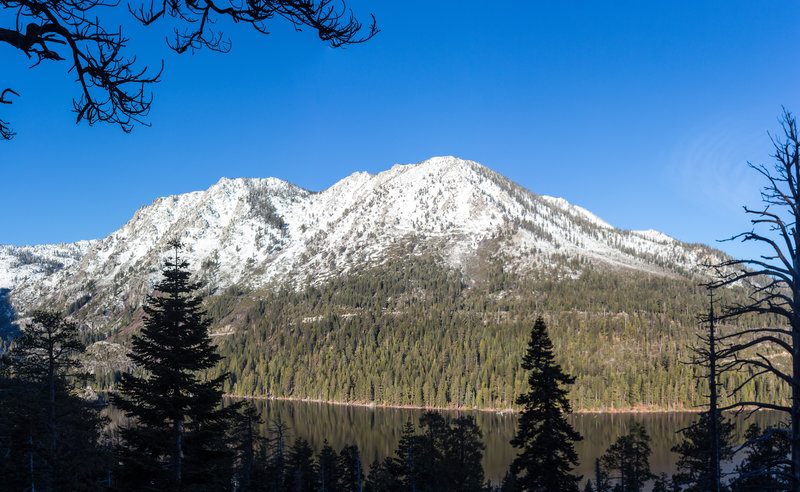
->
[
  {"left": 1, "top": 156, "right": 756, "bottom": 411},
  {"left": 3, "top": 156, "right": 726, "bottom": 333},
  {"left": 0, "top": 241, "right": 95, "bottom": 290},
  {"left": 207, "top": 261, "right": 781, "bottom": 411}
]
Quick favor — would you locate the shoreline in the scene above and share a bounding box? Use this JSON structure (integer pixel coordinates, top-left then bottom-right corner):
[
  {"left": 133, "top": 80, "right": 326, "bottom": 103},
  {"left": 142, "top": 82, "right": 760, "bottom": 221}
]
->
[{"left": 222, "top": 393, "right": 705, "bottom": 415}]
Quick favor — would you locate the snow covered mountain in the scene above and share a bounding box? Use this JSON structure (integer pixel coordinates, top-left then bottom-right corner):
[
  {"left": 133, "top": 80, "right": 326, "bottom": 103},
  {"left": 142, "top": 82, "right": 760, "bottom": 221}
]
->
[
  {"left": 0, "top": 241, "right": 95, "bottom": 290},
  {"left": 2, "top": 156, "right": 726, "bottom": 331}
]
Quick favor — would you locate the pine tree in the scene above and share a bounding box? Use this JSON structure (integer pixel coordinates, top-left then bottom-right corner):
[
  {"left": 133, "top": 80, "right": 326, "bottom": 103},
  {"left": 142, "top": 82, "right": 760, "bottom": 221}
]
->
[
  {"left": 594, "top": 457, "right": 610, "bottom": 492},
  {"left": 510, "top": 316, "right": 582, "bottom": 491},
  {"left": 318, "top": 439, "right": 341, "bottom": 492},
  {"left": 112, "top": 239, "right": 233, "bottom": 489},
  {"left": 264, "top": 417, "right": 291, "bottom": 491},
  {"left": 286, "top": 438, "right": 319, "bottom": 492},
  {"left": 231, "top": 401, "right": 264, "bottom": 491},
  {"left": 442, "top": 415, "right": 486, "bottom": 491},
  {"left": 499, "top": 471, "right": 520, "bottom": 492},
  {"left": 395, "top": 419, "right": 423, "bottom": 491},
  {"left": 652, "top": 473, "right": 672, "bottom": 492},
  {"left": 0, "top": 310, "right": 108, "bottom": 491},
  {"left": 338, "top": 444, "right": 364, "bottom": 492},
  {"left": 671, "top": 412, "right": 734, "bottom": 491},
  {"left": 6, "top": 311, "right": 84, "bottom": 457},
  {"left": 600, "top": 421, "right": 655, "bottom": 492},
  {"left": 730, "top": 423, "right": 791, "bottom": 491},
  {"left": 365, "top": 458, "right": 402, "bottom": 492}
]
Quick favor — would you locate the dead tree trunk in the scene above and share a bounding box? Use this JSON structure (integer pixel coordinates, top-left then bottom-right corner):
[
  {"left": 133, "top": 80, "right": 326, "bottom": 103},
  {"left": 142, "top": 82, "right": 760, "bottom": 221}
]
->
[
  {"left": 710, "top": 108, "right": 800, "bottom": 488},
  {"left": 708, "top": 290, "right": 720, "bottom": 492}
]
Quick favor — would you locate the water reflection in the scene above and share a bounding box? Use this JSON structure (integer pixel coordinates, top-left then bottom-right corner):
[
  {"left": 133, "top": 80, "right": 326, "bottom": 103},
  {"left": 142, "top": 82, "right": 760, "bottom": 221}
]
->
[{"left": 103, "top": 399, "right": 785, "bottom": 485}]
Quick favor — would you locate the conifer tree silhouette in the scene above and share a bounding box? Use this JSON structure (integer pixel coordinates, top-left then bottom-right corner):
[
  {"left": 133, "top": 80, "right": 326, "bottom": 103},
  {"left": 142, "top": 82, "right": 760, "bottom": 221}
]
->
[
  {"left": 0, "top": 310, "right": 108, "bottom": 490},
  {"left": 112, "top": 239, "right": 233, "bottom": 489},
  {"left": 510, "top": 316, "right": 582, "bottom": 491},
  {"left": 599, "top": 421, "right": 655, "bottom": 492}
]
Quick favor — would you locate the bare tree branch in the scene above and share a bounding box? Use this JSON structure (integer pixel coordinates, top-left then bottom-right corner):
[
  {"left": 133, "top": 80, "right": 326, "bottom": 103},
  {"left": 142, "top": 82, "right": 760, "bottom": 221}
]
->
[
  {"left": 0, "top": 88, "right": 19, "bottom": 139},
  {"left": 2, "top": 0, "right": 377, "bottom": 138},
  {"left": 710, "top": 109, "right": 800, "bottom": 488},
  {"left": 717, "top": 401, "right": 792, "bottom": 413}
]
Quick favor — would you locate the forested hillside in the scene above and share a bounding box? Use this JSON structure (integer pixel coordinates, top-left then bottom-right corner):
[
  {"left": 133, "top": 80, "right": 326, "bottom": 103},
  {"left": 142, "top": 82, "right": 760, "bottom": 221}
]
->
[{"left": 187, "top": 258, "right": 788, "bottom": 412}]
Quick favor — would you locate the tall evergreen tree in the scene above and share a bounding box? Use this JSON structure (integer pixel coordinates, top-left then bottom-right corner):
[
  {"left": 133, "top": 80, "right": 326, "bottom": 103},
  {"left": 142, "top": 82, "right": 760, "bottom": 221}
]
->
[
  {"left": 671, "top": 412, "right": 734, "bottom": 491},
  {"left": 395, "top": 419, "right": 423, "bottom": 491},
  {"left": 230, "top": 401, "right": 264, "bottom": 491},
  {"left": 594, "top": 457, "right": 610, "bottom": 492},
  {"left": 651, "top": 474, "right": 672, "bottom": 492},
  {"left": 442, "top": 415, "right": 486, "bottom": 491},
  {"left": 0, "top": 310, "right": 108, "bottom": 491},
  {"left": 338, "top": 444, "right": 364, "bottom": 492},
  {"left": 390, "top": 412, "right": 487, "bottom": 492},
  {"left": 318, "top": 439, "right": 341, "bottom": 492},
  {"left": 263, "top": 417, "right": 291, "bottom": 491},
  {"left": 112, "top": 239, "right": 233, "bottom": 489},
  {"left": 510, "top": 316, "right": 582, "bottom": 491},
  {"left": 365, "top": 458, "right": 402, "bottom": 492},
  {"left": 600, "top": 421, "right": 655, "bottom": 492},
  {"left": 286, "top": 438, "right": 319, "bottom": 492}
]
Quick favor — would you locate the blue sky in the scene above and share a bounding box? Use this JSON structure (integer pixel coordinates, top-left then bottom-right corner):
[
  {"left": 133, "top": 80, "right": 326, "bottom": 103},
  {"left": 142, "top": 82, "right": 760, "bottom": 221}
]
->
[{"left": 2, "top": 1, "right": 799, "bottom": 261}]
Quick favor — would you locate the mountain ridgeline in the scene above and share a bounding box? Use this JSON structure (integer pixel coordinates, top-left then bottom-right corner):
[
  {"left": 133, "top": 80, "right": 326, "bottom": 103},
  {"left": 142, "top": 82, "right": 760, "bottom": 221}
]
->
[{"left": 1, "top": 157, "right": 781, "bottom": 411}]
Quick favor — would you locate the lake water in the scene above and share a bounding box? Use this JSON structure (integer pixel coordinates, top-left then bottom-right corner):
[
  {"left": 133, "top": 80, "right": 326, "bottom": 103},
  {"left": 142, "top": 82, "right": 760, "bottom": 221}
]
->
[{"left": 236, "top": 399, "right": 785, "bottom": 485}]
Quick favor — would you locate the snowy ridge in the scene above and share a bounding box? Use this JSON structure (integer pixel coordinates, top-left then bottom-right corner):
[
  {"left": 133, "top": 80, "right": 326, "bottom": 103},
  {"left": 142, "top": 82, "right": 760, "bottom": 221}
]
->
[
  {"left": 0, "top": 241, "right": 95, "bottom": 290},
  {"left": 3, "top": 156, "right": 728, "bottom": 330}
]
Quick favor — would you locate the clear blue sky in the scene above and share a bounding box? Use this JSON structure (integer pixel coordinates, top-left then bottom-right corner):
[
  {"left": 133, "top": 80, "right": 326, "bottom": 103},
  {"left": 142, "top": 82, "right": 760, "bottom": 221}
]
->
[{"left": 2, "top": 1, "right": 799, "bottom": 261}]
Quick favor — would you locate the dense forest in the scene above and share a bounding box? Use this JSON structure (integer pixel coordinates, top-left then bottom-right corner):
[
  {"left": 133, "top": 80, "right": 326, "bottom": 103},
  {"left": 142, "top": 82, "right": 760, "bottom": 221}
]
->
[
  {"left": 3, "top": 243, "right": 794, "bottom": 490},
  {"left": 170, "top": 257, "right": 789, "bottom": 412}
]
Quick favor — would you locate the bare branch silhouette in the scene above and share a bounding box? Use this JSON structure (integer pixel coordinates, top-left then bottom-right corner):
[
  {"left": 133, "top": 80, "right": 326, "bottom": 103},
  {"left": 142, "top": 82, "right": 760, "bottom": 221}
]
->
[
  {"left": 0, "top": 88, "right": 19, "bottom": 139},
  {"left": 1, "top": 0, "right": 377, "bottom": 139},
  {"left": 706, "top": 108, "right": 800, "bottom": 487}
]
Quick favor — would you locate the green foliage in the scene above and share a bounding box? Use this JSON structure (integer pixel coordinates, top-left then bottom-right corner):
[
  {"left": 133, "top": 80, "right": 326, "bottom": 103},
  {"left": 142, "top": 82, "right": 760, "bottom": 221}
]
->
[
  {"left": 317, "top": 439, "right": 340, "bottom": 491},
  {"left": 338, "top": 444, "right": 365, "bottom": 491},
  {"left": 510, "top": 317, "right": 581, "bottom": 491},
  {"left": 230, "top": 401, "right": 264, "bottom": 490},
  {"left": 112, "top": 242, "right": 235, "bottom": 489},
  {"left": 285, "top": 438, "right": 319, "bottom": 492},
  {"left": 368, "top": 411, "right": 487, "bottom": 492},
  {"left": 247, "top": 183, "right": 287, "bottom": 231},
  {"left": 204, "top": 258, "right": 786, "bottom": 411},
  {"left": 365, "top": 458, "right": 402, "bottom": 492},
  {"left": 652, "top": 473, "right": 672, "bottom": 492}
]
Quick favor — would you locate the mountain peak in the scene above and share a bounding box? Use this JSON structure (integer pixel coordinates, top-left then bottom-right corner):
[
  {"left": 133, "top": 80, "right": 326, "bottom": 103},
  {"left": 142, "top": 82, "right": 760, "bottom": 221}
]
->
[{"left": 3, "top": 157, "right": 727, "bottom": 330}]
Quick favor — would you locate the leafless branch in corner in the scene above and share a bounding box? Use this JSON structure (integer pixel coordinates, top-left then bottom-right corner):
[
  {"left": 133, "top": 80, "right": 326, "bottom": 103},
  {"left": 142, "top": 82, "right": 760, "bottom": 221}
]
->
[
  {"left": 0, "top": 0, "right": 162, "bottom": 139},
  {"left": 1, "top": 0, "right": 377, "bottom": 139},
  {"left": 704, "top": 108, "right": 800, "bottom": 488}
]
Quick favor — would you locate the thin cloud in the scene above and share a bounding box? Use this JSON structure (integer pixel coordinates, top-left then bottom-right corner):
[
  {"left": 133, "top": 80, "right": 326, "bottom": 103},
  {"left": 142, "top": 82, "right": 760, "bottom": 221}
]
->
[{"left": 669, "top": 120, "right": 772, "bottom": 214}]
